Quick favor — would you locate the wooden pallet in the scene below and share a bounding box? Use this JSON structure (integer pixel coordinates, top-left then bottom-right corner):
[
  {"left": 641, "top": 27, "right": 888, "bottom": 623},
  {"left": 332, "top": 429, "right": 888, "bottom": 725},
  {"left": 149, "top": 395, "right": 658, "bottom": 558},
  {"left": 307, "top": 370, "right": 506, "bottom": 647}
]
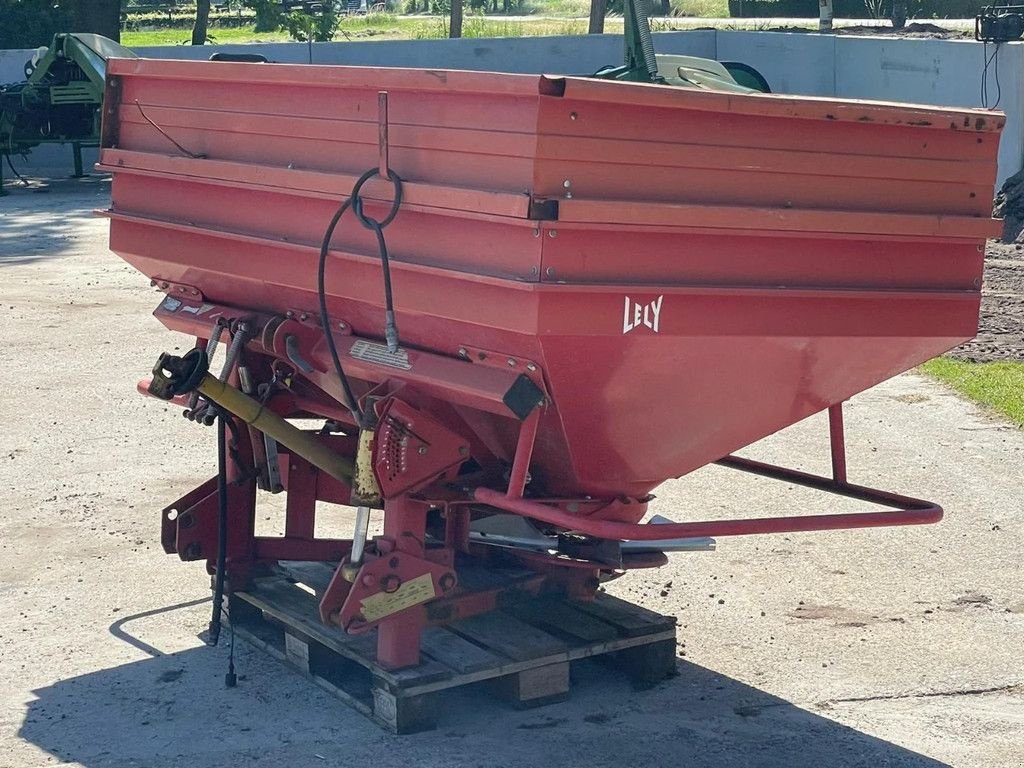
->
[{"left": 227, "top": 562, "right": 677, "bottom": 734}]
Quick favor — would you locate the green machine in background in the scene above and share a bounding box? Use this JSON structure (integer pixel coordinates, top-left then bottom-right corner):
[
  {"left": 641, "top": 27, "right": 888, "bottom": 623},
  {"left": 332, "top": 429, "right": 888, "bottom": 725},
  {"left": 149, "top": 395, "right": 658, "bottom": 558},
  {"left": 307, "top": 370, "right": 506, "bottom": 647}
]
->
[
  {"left": 0, "top": 33, "right": 136, "bottom": 193},
  {"left": 593, "top": 0, "right": 771, "bottom": 93}
]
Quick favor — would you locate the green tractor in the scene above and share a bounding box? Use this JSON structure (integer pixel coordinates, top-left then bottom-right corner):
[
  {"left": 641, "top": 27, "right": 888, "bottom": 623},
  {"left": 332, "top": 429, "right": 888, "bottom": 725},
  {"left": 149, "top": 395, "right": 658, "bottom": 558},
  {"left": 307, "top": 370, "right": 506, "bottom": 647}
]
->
[{"left": 0, "top": 33, "right": 136, "bottom": 193}]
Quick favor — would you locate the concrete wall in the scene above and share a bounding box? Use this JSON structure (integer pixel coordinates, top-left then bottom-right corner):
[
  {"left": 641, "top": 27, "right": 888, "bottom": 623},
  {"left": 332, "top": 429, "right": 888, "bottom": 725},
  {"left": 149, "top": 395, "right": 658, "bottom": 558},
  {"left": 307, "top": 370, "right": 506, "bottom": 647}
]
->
[
  {"left": 717, "top": 30, "right": 836, "bottom": 96},
  {"left": 835, "top": 37, "right": 1022, "bottom": 187},
  {"left": 135, "top": 30, "right": 719, "bottom": 70},
  {"left": 2, "top": 31, "right": 1020, "bottom": 186},
  {"left": 716, "top": 32, "right": 1022, "bottom": 187},
  {"left": 0, "top": 32, "right": 715, "bottom": 82}
]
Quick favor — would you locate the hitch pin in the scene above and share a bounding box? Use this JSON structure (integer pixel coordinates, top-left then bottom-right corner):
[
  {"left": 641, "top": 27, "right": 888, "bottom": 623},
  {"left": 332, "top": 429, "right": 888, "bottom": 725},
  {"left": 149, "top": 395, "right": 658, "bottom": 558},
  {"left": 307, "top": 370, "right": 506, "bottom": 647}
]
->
[
  {"left": 378, "top": 91, "right": 389, "bottom": 178},
  {"left": 185, "top": 321, "right": 224, "bottom": 419}
]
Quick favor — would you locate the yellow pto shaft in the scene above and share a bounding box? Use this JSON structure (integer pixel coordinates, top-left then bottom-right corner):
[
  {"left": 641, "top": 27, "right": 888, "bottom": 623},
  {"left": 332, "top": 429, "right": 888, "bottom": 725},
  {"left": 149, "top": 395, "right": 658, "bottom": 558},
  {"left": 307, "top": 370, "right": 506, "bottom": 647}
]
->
[{"left": 149, "top": 350, "right": 354, "bottom": 483}]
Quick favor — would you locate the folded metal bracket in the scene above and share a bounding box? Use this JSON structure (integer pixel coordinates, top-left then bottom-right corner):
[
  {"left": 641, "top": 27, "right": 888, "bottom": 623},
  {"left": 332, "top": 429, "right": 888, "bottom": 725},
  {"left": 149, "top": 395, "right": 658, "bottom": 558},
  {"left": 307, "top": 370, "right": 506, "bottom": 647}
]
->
[{"left": 528, "top": 197, "right": 559, "bottom": 221}]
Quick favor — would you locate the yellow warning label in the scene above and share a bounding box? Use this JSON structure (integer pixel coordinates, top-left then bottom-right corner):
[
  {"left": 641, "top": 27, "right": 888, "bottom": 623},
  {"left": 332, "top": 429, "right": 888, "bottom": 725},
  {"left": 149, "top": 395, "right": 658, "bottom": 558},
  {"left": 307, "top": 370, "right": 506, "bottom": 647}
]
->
[{"left": 360, "top": 573, "right": 437, "bottom": 623}]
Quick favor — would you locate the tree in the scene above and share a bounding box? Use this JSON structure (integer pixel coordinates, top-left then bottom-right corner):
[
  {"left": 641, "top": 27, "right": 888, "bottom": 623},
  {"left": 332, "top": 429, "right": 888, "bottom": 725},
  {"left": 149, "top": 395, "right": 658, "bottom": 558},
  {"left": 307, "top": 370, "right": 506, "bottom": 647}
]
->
[
  {"left": 73, "top": 0, "right": 121, "bottom": 42},
  {"left": 247, "top": 0, "right": 285, "bottom": 32},
  {"left": 891, "top": 0, "right": 908, "bottom": 28},
  {"left": 589, "top": 0, "right": 607, "bottom": 33},
  {"left": 0, "top": 0, "right": 73, "bottom": 48},
  {"left": 450, "top": 0, "right": 463, "bottom": 37},
  {"left": 193, "top": 0, "right": 212, "bottom": 44}
]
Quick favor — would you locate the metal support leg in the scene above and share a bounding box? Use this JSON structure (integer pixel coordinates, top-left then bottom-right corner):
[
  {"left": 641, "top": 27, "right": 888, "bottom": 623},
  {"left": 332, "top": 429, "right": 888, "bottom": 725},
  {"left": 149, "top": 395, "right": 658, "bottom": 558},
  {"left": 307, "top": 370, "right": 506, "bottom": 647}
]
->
[
  {"left": 72, "top": 142, "right": 85, "bottom": 178},
  {"left": 376, "top": 496, "right": 428, "bottom": 670},
  {"left": 507, "top": 408, "right": 540, "bottom": 499},
  {"left": 224, "top": 421, "right": 257, "bottom": 589},
  {"left": 828, "top": 403, "right": 848, "bottom": 484},
  {"left": 284, "top": 455, "right": 318, "bottom": 541}
]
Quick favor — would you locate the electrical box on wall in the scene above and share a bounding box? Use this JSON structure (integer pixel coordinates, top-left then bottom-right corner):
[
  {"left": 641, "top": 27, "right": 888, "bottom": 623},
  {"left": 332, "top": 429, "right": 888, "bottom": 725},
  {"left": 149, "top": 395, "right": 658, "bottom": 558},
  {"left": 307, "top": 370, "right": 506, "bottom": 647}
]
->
[{"left": 977, "top": 5, "right": 1024, "bottom": 42}]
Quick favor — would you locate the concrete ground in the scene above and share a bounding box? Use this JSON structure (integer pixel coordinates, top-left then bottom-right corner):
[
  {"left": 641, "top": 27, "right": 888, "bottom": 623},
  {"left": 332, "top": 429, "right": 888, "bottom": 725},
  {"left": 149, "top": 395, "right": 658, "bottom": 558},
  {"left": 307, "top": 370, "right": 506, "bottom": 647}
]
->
[{"left": 1, "top": 176, "right": 1022, "bottom": 767}]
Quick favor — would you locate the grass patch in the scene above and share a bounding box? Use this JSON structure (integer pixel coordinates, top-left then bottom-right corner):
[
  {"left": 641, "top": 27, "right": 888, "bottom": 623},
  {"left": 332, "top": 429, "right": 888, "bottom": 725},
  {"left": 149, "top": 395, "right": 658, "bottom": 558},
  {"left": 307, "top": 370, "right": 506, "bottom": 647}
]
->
[
  {"left": 535, "top": 0, "right": 592, "bottom": 15},
  {"left": 920, "top": 357, "right": 1024, "bottom": 426},
  {"left": 123, "top": 26, "right": 291, "bottom": 46},
  {"left": 119, "top": 0, "right": 729, "bottom": 47},
  {"left": 123, "top": 16, "right": 625, "bottom": 46},
  {"left": 672, "top": 0, "right": 729, "bottom": 17}
]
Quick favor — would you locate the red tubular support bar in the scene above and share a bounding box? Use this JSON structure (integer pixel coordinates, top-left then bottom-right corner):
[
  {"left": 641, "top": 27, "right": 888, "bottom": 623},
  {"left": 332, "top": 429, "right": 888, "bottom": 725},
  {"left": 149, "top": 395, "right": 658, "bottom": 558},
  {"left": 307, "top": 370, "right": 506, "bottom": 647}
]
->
[
  {"left": 506, "top": 408, "right": 541, "bottom": 499},
  {"left": 829, "top": 403, "right": 848, "bottom": 484},
  {"left": 473, "top": 455, "right": 941, "bottom": 541}
]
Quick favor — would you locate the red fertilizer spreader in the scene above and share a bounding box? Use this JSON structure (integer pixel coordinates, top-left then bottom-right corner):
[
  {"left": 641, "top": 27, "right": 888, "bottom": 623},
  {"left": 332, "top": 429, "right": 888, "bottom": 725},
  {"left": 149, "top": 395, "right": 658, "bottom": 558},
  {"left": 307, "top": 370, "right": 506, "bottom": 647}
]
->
[{"left": 100, "top": 56, "right": 1002, "bottom": 669}]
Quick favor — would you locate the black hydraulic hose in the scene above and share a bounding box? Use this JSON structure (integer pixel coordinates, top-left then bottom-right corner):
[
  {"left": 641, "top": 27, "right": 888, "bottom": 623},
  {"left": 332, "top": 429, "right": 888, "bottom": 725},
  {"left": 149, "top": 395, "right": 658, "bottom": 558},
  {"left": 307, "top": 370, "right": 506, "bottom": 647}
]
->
[
  {"left": 317, "top": 167, "right": 404, "bottom": 428},
  {"left": 318, "top": 195, "right": 363, "bottom": 426},
  {"left": 632, "top": 0, "right": 659, "bottom": 79},
  {"left": 208, "top": 411, "right": 229, "bottom": 647},
  {"left": 5, "top": 155, "right": 29, "bottom": 187},
  {"left": 365, "top": 218, "right": 399, "bottom": 353}
]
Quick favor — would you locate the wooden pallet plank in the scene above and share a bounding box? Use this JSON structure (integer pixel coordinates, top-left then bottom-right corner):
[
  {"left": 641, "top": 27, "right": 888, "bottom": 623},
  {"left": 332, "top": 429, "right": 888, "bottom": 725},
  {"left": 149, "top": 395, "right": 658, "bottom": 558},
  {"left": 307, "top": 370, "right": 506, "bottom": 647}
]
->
[
  {"left": 420, "top": 627, "right": 502, "bottom": 674},
  {"left": 614, "top": 638, "right": 678, "bottom": 689},
  {"left": 450, "top": 611, "right": 567, "bottom": 662},
  {"left": 576, "top": 593, "right": 677, "bottom": 637},
  {"left": 278, "top": 560, "right": 337, "bottom": 596},
  {"left": 372, "top": 688, "right": 437, "bottom": 734},
  {"left": 497, "top": 661, "right": 571, "bottom": 708},
  {"left": 382, "top": 657, "right": 455, "bottom": 688},
  {"left": 509, "top": 598, "right": 620, "bottom": 643},
  {"left": 453, "top": 563, "right": 536, "bottom": 592},
  {"left": 285, "top": 632, "right": 312, "bottom": 673},
  {"left": 237, "top": 579, "right": 377, "bottom": 658},
  {"left": 366, "top": 626, "right": 676, "bottom": 698},
  {"left": 231, "top": 571, "right": 677, "bottom": 714},
  {"left": 236, "top": 576, "right": 452, "bottom": 687}
]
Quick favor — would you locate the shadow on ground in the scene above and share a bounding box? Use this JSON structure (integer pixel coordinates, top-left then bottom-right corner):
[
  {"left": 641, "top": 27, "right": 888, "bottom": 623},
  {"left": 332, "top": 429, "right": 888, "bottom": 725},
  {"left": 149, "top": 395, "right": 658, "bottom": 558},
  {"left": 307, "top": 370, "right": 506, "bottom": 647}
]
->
[
  {"left": 17, "top": 602, "right": 948, "bottom": 768},
  {"left": 0, "top": 174, "right": 110, "bottom": 266}
]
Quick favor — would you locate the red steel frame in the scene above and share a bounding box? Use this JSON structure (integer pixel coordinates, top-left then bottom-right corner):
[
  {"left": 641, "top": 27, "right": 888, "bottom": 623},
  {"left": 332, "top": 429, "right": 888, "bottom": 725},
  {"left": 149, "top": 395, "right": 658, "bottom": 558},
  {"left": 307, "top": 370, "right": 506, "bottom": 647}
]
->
[
  {"left": 158, "top": 371, "right": 941, "bottom": 669},
  {"left": 473, "top": 403, "right": 941, "bottom": 540}
]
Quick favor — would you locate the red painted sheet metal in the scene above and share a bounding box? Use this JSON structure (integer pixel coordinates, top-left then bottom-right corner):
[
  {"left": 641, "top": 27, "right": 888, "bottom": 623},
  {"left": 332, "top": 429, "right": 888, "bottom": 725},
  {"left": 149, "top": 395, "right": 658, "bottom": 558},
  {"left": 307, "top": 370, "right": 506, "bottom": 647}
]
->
[
  {"left": 106, "top": 58, "right": 546, "bottom": 96},
  {"left": 534, "top": 94, "right": 998, "bottom": 214},
  {"left": 102, "top": 61, "right": 1002, "bottom": 499},
  {"left": 533, "top": 296, "right": 976, "bottom": 494},
  {"left": 105, "top": 212, "right": 544, "bottom": 337},
  {"left": 536, "top": 226, "right": 985, "bottom": 288},
  {"left": 106, "top": 60, "right": 543, "bottom": 193},
  {"left": 548, "top": 75, "right": 1004, "bottom": 132},
  {"left": 105, "top": 174, "right": 542, "bottom": 282},
  {"left": 104, "top": 60, "right": 1001, "bottom": 214},
  {"left": 100, "top": 149, "right": 534, "bottom": 219},
  {"left": 535, "top": 134, "right": 997, "bottom": 185},
  {"left": 552, "top": 201, "right": 998, "bottom": 240}
]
